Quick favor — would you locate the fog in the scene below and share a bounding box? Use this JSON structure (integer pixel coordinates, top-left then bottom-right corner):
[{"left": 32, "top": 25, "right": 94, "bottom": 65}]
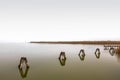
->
[{"left": 0, "top": 0, "right": 120, "bottom": 42}]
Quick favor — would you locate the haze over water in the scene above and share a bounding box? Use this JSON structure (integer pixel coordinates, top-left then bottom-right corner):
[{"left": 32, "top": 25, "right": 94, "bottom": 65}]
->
[{"left": 0, "top": 43, "right": 120, "bottom": 80}]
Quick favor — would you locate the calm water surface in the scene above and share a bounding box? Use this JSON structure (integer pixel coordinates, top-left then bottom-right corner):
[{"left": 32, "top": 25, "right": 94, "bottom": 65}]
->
[{"left": 0, "top": 43, "right": 120, "bottom": 80}]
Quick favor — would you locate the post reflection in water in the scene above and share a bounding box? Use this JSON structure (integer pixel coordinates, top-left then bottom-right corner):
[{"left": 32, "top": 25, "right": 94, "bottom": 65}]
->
[
  {"left": 109, "top": 47, "right": 115, "bottom": 56},
  {"left": 108, "top": 46, "right": 120, "bottom": 63},
  {"left": 114, "top": 47, "right": 120, "bottom": 62},
  {"left": 78, "top": 49, "right": 85, "bottom": 61},
  {"left": 109, "top": 47, "right": 120, "bottom": 62},
  {"left": 18, "top": 66, "right": 29, "bottom": 78},
  {"left": 18, "top": 57, "right": 29, "bottom": 78},
  {"left": 58, "top": 52, "right": 66, "bottom": 66},
  {"left": 95, "top": 48, "right": 101, "bottom": 59}
]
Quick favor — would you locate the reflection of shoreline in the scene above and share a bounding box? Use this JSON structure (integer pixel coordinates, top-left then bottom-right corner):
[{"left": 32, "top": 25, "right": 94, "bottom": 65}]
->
[{"left": 30, "top": 41, "right": 120, "bottom": 45}]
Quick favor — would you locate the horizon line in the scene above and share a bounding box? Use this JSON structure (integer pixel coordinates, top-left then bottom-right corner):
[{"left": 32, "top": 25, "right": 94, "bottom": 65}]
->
[{"left": 30, "top": 40, "right": 120, "bottom": 45}]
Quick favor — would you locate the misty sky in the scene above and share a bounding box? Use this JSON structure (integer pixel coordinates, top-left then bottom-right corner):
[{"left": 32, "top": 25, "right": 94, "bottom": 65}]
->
[{"left": 0, "top": 0, "right": 120, "bottom": 42}]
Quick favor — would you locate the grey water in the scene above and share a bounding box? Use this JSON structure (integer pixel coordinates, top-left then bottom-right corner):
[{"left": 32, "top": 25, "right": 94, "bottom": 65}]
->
[{"left": 0, "top": 43, "right": 120, "bottom": 80}]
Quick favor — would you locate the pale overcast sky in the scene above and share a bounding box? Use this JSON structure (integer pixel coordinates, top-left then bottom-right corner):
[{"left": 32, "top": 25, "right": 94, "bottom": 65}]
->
[{"left": 0, "top": 0, "right": 120, "bottom": 42}]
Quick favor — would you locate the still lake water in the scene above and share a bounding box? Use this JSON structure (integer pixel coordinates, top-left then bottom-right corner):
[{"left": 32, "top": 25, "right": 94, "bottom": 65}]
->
[{"left": 0, "top": 43, "right": 120, "bottom": 80}]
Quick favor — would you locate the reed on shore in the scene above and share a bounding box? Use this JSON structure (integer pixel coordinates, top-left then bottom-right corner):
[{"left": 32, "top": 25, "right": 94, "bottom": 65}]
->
[{"left": 30, "top": 41, "right": 120, "bottom": 45}]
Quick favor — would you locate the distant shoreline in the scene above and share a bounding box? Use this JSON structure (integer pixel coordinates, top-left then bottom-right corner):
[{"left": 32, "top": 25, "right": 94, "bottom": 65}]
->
[{"left": 30, "top": 41, "right": 120, "bottom": 45}]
